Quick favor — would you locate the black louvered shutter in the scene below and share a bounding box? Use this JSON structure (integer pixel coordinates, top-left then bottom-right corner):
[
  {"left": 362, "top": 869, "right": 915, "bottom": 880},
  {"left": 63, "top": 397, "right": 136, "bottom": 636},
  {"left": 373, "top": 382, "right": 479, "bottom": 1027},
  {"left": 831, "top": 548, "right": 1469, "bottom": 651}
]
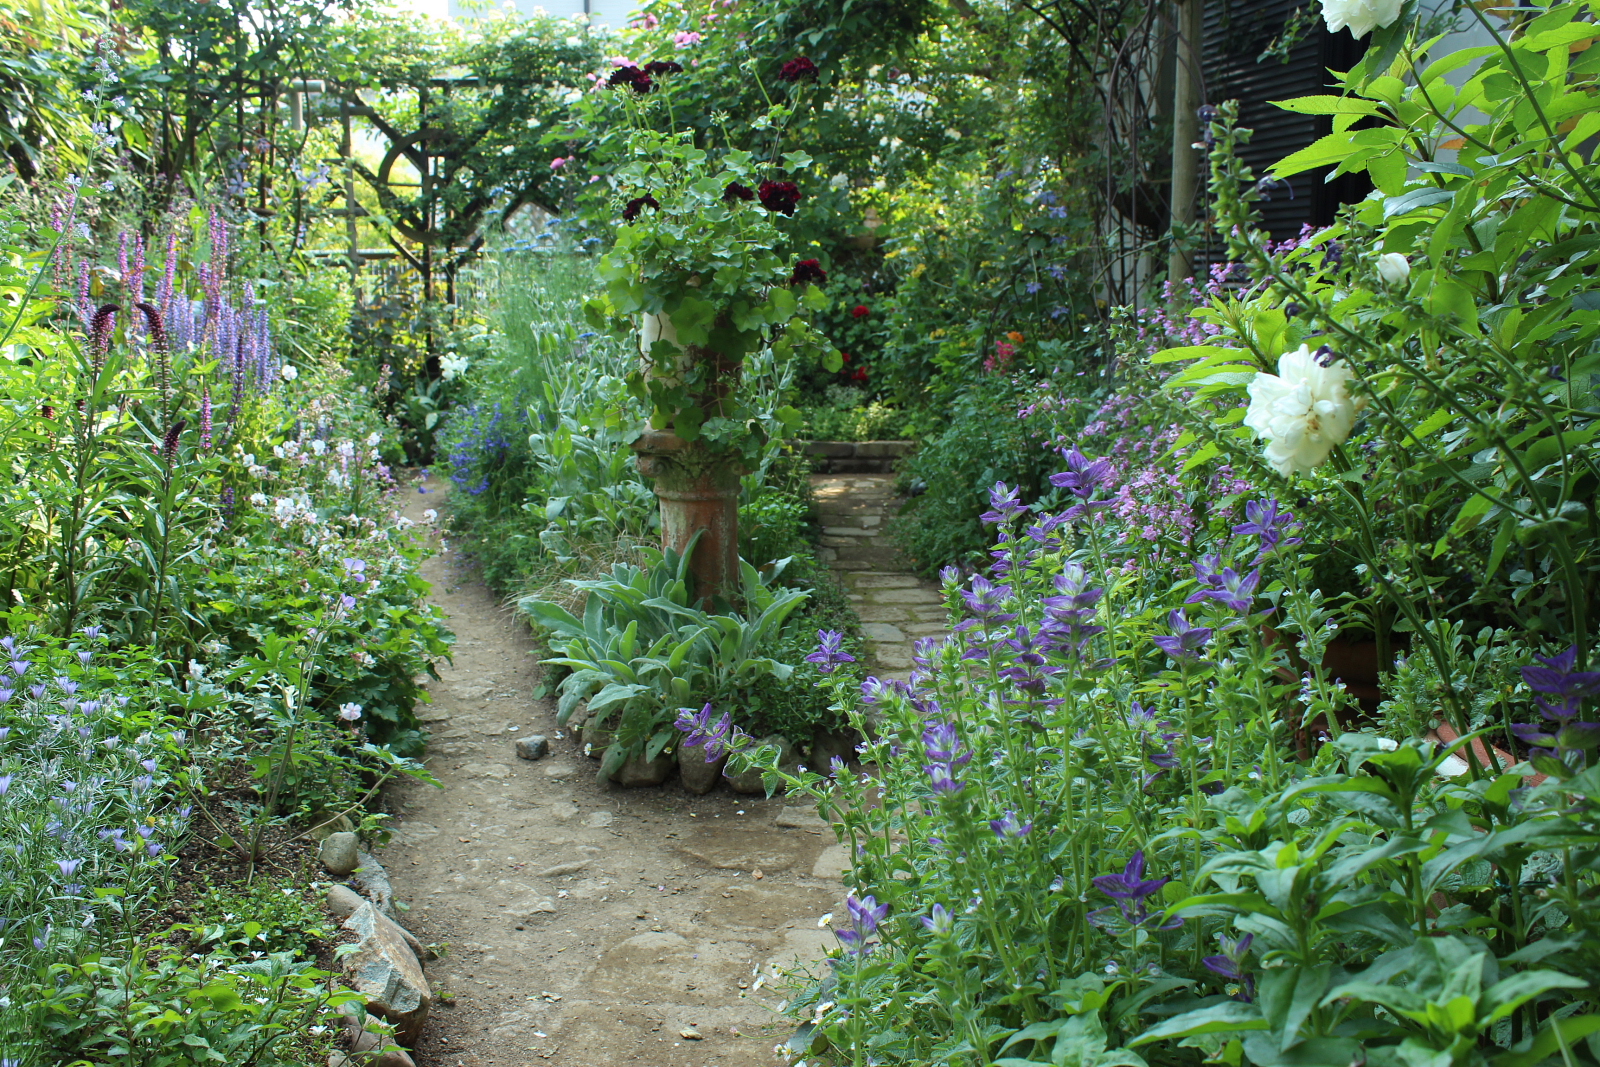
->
[{"left": 1202, "top": 0, "right": 1371, "bottom": 241}]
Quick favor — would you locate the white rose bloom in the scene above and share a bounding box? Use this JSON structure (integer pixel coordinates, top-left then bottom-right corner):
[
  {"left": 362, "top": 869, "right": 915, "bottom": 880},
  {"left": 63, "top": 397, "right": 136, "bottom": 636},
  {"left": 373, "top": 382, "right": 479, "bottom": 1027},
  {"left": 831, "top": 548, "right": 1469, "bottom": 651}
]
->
[
  {"left": 279, "top": 364, "right": 298, "bottom": 381},
  {"left": 1376, "top": 252, "right": 1411, "bottom": 287},
  {"left": 1243, "top": 345, "right": 1360, "bottom": 477},
  {"left": 1320, "top": 0, "right": 1402, "bottom": 38}
]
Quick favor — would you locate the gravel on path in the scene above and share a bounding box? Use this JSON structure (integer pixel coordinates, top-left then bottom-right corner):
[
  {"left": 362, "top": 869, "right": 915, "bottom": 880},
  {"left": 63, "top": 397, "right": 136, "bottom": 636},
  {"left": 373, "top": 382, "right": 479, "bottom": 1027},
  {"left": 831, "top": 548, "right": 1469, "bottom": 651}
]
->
[{"left": 384, "top": 473, "right": 848, "bottom": 1067}]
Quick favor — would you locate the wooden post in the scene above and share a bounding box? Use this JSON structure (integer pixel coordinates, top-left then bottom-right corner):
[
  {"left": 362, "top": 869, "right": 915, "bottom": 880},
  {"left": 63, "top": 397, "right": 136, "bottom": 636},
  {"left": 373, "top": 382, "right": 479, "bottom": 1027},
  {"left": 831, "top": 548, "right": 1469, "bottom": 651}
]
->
[{"left": 1167, "top": 0, "right": 1205, "bottom": 288}]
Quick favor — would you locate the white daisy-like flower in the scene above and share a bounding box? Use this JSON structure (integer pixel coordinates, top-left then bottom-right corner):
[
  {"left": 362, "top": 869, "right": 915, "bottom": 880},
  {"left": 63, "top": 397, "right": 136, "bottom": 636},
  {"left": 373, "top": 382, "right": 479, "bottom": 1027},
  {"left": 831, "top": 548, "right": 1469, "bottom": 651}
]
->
[{"left": 1243, "top": 345, "right": 1361, "bottom": 477}]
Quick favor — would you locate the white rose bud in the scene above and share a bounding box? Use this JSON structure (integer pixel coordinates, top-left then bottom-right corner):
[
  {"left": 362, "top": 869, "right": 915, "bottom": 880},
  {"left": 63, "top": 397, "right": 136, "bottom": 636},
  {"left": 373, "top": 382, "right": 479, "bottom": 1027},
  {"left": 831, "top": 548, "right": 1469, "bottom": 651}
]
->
[
  {"left": 1243, "top": 345, "right": 1361, "bottom": 477},
  {"left": 1376, "top": 252, "right": 1411, "bottom": 287},
  {"left": 1320, "top": 0, "right": 1402, "bottom": 38}
]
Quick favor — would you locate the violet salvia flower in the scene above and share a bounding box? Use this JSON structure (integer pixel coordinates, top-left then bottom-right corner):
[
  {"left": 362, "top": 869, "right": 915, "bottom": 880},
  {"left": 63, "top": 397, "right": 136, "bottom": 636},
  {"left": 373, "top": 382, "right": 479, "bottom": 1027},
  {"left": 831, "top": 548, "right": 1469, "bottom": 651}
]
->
[
  {"left": 989, "top": 809, "right": 1033, "bottom": 838},
  {"left": 938, "top": 565, "right": 961, "bottom": 588},
  {"left": 200, "top": 385, "right": 212, "bottom": 451},
  {"left": 1522, "top": 646, "right": 1600, "bottom": 720},
  {"left": 1153, "top": 608, "right": 1213, "bottom": 661},
  {"left": 805, "top": 630, "right": 856, "bottom": 674},
  {"left": 923, "top": 721, "right": 971, "bottom": 794},
  {"left": 1186, "top": 566, "right": 1260, "bottom": 613},
  {"left": 980, "top": 481, "right": 1027, "bottom": 524}
]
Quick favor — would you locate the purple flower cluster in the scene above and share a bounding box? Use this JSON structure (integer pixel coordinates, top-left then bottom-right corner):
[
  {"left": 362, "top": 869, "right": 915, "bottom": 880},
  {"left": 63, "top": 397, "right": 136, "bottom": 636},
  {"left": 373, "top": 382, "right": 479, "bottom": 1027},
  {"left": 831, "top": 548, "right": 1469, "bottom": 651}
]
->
[
  {"left": 923, "top": 721, "right": 971, "bottom": 794},
  {"left": 673, "top": 703, "right": 753, "bottom": 762},
  {"left": 1089, "top": 851, "right": 1183, "bottom": 931},
  {"left": 835, "top": 893, "right": 887, "bottom": 954},
  {"left": 1513, "top": 647, "right": 1600, "bottom": 762},
  {"left": 805, "top": 630, "right": 856, "bottom": 674}
]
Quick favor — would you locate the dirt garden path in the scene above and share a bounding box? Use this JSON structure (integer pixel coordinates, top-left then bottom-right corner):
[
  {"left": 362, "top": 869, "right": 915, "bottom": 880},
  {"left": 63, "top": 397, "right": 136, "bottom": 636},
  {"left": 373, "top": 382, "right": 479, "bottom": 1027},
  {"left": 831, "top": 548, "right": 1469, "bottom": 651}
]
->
[{"left": 383, "top": 471, "right": 941, "bottom": 1067}]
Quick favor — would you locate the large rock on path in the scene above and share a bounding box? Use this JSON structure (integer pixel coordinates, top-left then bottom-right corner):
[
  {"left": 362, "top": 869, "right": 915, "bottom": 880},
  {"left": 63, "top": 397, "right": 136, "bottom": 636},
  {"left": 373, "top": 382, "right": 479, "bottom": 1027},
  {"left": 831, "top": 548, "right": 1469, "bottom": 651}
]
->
[{"left": 341, "top": 902, "right": 432, "bottom": 1047}]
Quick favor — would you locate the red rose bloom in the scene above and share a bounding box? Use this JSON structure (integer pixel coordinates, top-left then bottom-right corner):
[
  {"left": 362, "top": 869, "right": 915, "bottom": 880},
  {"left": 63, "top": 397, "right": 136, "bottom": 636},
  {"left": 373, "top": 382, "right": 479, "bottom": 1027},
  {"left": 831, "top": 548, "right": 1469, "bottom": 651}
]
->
[
  {"left": 779, "top": 56, "right": 818, "bottom": 82},
  {"left": 622, "top": 194, "right": 660, "bottom": 222},
  {"left": 850, "top": 367, "right": 869, "bottom": 383},
  {"left": 644, "top": 60, "right": 683, "bottom": 75},
  {"left": 789, "top": 259, "right": 827, "bottom": 285},
  {"left": 851, "top": 304, "right": 869, "bottom": 318},
  {"left": 722, "top": 181, "right": 756, "bottom": 203},
  {"left": 607, "top": 66, "right": 654, "bottom": 94},
  {"left": 758, "top": 180, "right": 802, "bottom": 216}
]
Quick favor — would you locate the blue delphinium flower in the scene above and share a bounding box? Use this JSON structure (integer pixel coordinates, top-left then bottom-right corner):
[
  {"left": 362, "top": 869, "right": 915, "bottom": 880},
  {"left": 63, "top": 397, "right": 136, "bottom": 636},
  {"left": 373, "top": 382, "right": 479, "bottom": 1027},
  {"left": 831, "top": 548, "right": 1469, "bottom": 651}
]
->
[{"left": 805, "top": 630, "right": 856, "bottom": 674}]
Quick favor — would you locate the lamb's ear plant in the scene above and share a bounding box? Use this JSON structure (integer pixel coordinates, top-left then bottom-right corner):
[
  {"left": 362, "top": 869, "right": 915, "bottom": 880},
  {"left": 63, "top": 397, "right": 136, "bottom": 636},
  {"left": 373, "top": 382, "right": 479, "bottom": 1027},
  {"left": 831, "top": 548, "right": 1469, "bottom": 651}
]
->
[{"left": 1156, "top": 0, "right": 1600, "bottom": 749}]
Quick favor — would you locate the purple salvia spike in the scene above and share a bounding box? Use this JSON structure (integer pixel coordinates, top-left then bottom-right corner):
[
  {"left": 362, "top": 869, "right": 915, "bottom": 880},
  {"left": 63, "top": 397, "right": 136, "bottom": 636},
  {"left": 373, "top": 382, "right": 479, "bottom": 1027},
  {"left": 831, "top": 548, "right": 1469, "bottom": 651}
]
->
[{"left": 156, "top": 231, "right": 178, "bottom": 316}]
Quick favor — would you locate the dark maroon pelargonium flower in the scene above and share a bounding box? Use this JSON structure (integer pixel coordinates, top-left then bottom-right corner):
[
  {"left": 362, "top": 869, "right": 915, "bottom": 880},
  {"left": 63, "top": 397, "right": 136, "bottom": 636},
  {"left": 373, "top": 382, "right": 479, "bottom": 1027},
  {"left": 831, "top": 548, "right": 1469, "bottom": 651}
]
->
[
  {"left": 607, "top": 65, "right": 654, "bottom": 93},
  {"left": 722, "top": 181, "right": 755, "bottom": 203},
  {"left": 789, "top": 258, "right": 827, "bottom": 285},
  {"left": 778, "top": 56, "right": 818, "bottom": 82},
  {"left": 758, "top": 180, "right": 802, "bottom": 216},
  {"left": 644, "top": 60, "right": 683, "bottom": 75},
  {"left": 621, "top": 194, "right": 660, "bottom": 222}
]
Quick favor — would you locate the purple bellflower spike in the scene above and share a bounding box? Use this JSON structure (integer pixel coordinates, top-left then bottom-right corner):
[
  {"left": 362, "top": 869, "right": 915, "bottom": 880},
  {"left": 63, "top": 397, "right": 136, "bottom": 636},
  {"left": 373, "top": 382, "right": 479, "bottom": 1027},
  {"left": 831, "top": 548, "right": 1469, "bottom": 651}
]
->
[
  {"left": 1090, "top": 851, "right": 1184, "bottom": 931},
  {"left": 990, "top": 810, "right": 1033, "bottom": 838},
  {"left": 1233, "top": 498, "right": 1302, "bottom": 559},
  {"left": 921, "top": 903, "right": 954, "bottom": 934},
  {"left": 805, "top": 630, "right": 856, "bottom": 674},
  {"left": 835, "top": 893, "right": 888, "bottom": 954},
  {"left": 981, "top": 481, "right": 1028, "bottom": 524},
  {"left": 1153, "top": 608, "right": 1213, "bottom": 661},
  {"left": 1186, "top": 566, "right": 1260, "bottom": 613},
  {"left": 961, "top": 575, "right": 1017, "bottom": 621},
  {"left": 1203, "top": 933, "right": 1256, "bottom": 1000},
  {"left": 1522, "top": 646, "right": 1600, "bottom": 720},
  {"left": 1050, "top": 448, "right": 1113, "bottom": 499}
]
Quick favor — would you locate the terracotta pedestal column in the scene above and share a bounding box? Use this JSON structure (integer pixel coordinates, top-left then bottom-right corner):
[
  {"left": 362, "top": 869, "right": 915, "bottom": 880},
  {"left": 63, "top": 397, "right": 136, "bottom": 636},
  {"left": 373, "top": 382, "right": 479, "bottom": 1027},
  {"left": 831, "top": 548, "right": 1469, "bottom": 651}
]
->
[{"left": 632, "top": 429, "right": 741, "bottom": 603}]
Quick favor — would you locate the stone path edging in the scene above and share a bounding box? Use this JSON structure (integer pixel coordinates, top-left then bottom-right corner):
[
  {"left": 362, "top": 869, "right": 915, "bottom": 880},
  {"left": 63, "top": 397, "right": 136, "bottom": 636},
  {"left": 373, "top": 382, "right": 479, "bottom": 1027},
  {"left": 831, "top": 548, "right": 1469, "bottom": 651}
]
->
[{"left": 810, "top": 473, "right": 946, "bottom": 679}]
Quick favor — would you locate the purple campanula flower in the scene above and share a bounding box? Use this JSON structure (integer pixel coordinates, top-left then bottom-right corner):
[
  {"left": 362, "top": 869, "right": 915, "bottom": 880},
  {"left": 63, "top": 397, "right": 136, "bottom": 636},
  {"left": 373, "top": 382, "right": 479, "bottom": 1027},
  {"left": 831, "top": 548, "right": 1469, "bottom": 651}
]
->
[
  {"left": 140, "top": 759, "right": 157, "bottom": 773},
  {"left": 82, "top": 625, "right": 101, "bottom": 640},
  {"left": 57, "top": 678, "right": 77, "bottom": 696},
  {"left": 133, "top": 775, "right": 153, "bottom": 791},
  {"left": 835, "top": 893, "right": 888, "bottom": 954},
  {"left": 920, "top": 903, "right": 954, "bottom": 934},
  {"left": 1233, "top": 498, "right": 1301, "bottom": 558},
  {"left": 11, "top": 660, "right": 30, "bottom": 678},
  {"left": 1089, "top": 850, "right": 1183, "bottom": 931},
  {"left": 1049, "top": 448, "right": 1113, "bottom": 499},
  {"left": 1186, "top": 566, "right": 1260, "bottom": 613},
  {"left": 33, "top": 924, "right": 51, "bottom": 950},
  {"left": 1152, "top": 608, "right": 1213, "bottom": 661},
  {"left": 57, "top": 858, "right": 83, "bottom": 877},
  {"left": 29, "top": 684, "right": 45, "bottom": 701},
  {"left": 0, "top": 637, "right": 11, "bottom": 655},
  {"left": 989, "top": 809, "right": 1033, "bottom": 838},
  {"left": 1521, "top": 646, "right": 1600, "bottom": 720},
  {"left": 805, "top": 630, "right": 856, "bottom": 674},
  {"left": 1203, "top": 932, "right": 1256, "bottom": 1000},
  {"left": 77, "top": 650, "right": 92, "bottom": 667},
  {"left": 980, "top": 481, "right": 1027, "bottom": 524},
  {"left": 0, "top": 688, "right": 12, "bottom": 705},
  {"left": 99, "top": 828, "right": 130, "bottom": 852},
  {"left": 146, "top": 841, "right": 163, "bottom": 857},
  {"left": 961, "top": 575, "right": 1017, "bottom": 621},
  {"left": 0, "top": 725, "right": 8, "bottom": 740},
  {"left": 0, "top": 774, "right": 12, "bottom": 795},
  {"left": 136, "top": 825, "right": 154, "bottom": 840}
]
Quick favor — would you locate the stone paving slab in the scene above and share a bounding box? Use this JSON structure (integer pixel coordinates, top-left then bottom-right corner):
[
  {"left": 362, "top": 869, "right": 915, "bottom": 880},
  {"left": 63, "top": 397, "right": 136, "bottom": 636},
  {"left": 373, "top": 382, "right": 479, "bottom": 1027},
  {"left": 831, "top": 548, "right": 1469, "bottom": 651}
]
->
[{"left": 809, "top": 473, "right": 948, "bottom": 679}]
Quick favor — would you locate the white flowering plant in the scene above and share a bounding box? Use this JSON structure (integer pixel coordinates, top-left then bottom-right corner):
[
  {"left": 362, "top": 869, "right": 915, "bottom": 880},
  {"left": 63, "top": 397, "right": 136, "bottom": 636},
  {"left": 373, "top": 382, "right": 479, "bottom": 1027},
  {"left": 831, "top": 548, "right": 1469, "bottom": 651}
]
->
[{"left": 1154, "top": 0, "right": 1600, "bottom": 741}]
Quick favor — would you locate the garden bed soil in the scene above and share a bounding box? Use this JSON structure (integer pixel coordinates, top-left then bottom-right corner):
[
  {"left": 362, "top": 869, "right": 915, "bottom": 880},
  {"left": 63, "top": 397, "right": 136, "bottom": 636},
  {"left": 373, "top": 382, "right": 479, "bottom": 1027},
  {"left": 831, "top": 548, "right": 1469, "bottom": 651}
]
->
[{"left": 378, "top": 472, "right": 851, "bottom": 1067}]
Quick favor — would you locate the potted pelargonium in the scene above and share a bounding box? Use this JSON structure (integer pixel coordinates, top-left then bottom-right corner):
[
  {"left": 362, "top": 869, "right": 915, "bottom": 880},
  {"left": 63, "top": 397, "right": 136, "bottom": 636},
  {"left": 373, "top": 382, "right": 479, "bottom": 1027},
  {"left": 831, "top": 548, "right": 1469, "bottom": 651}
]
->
[{"left": 581, "top": 59, "right": 839, "bottom": 601}]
